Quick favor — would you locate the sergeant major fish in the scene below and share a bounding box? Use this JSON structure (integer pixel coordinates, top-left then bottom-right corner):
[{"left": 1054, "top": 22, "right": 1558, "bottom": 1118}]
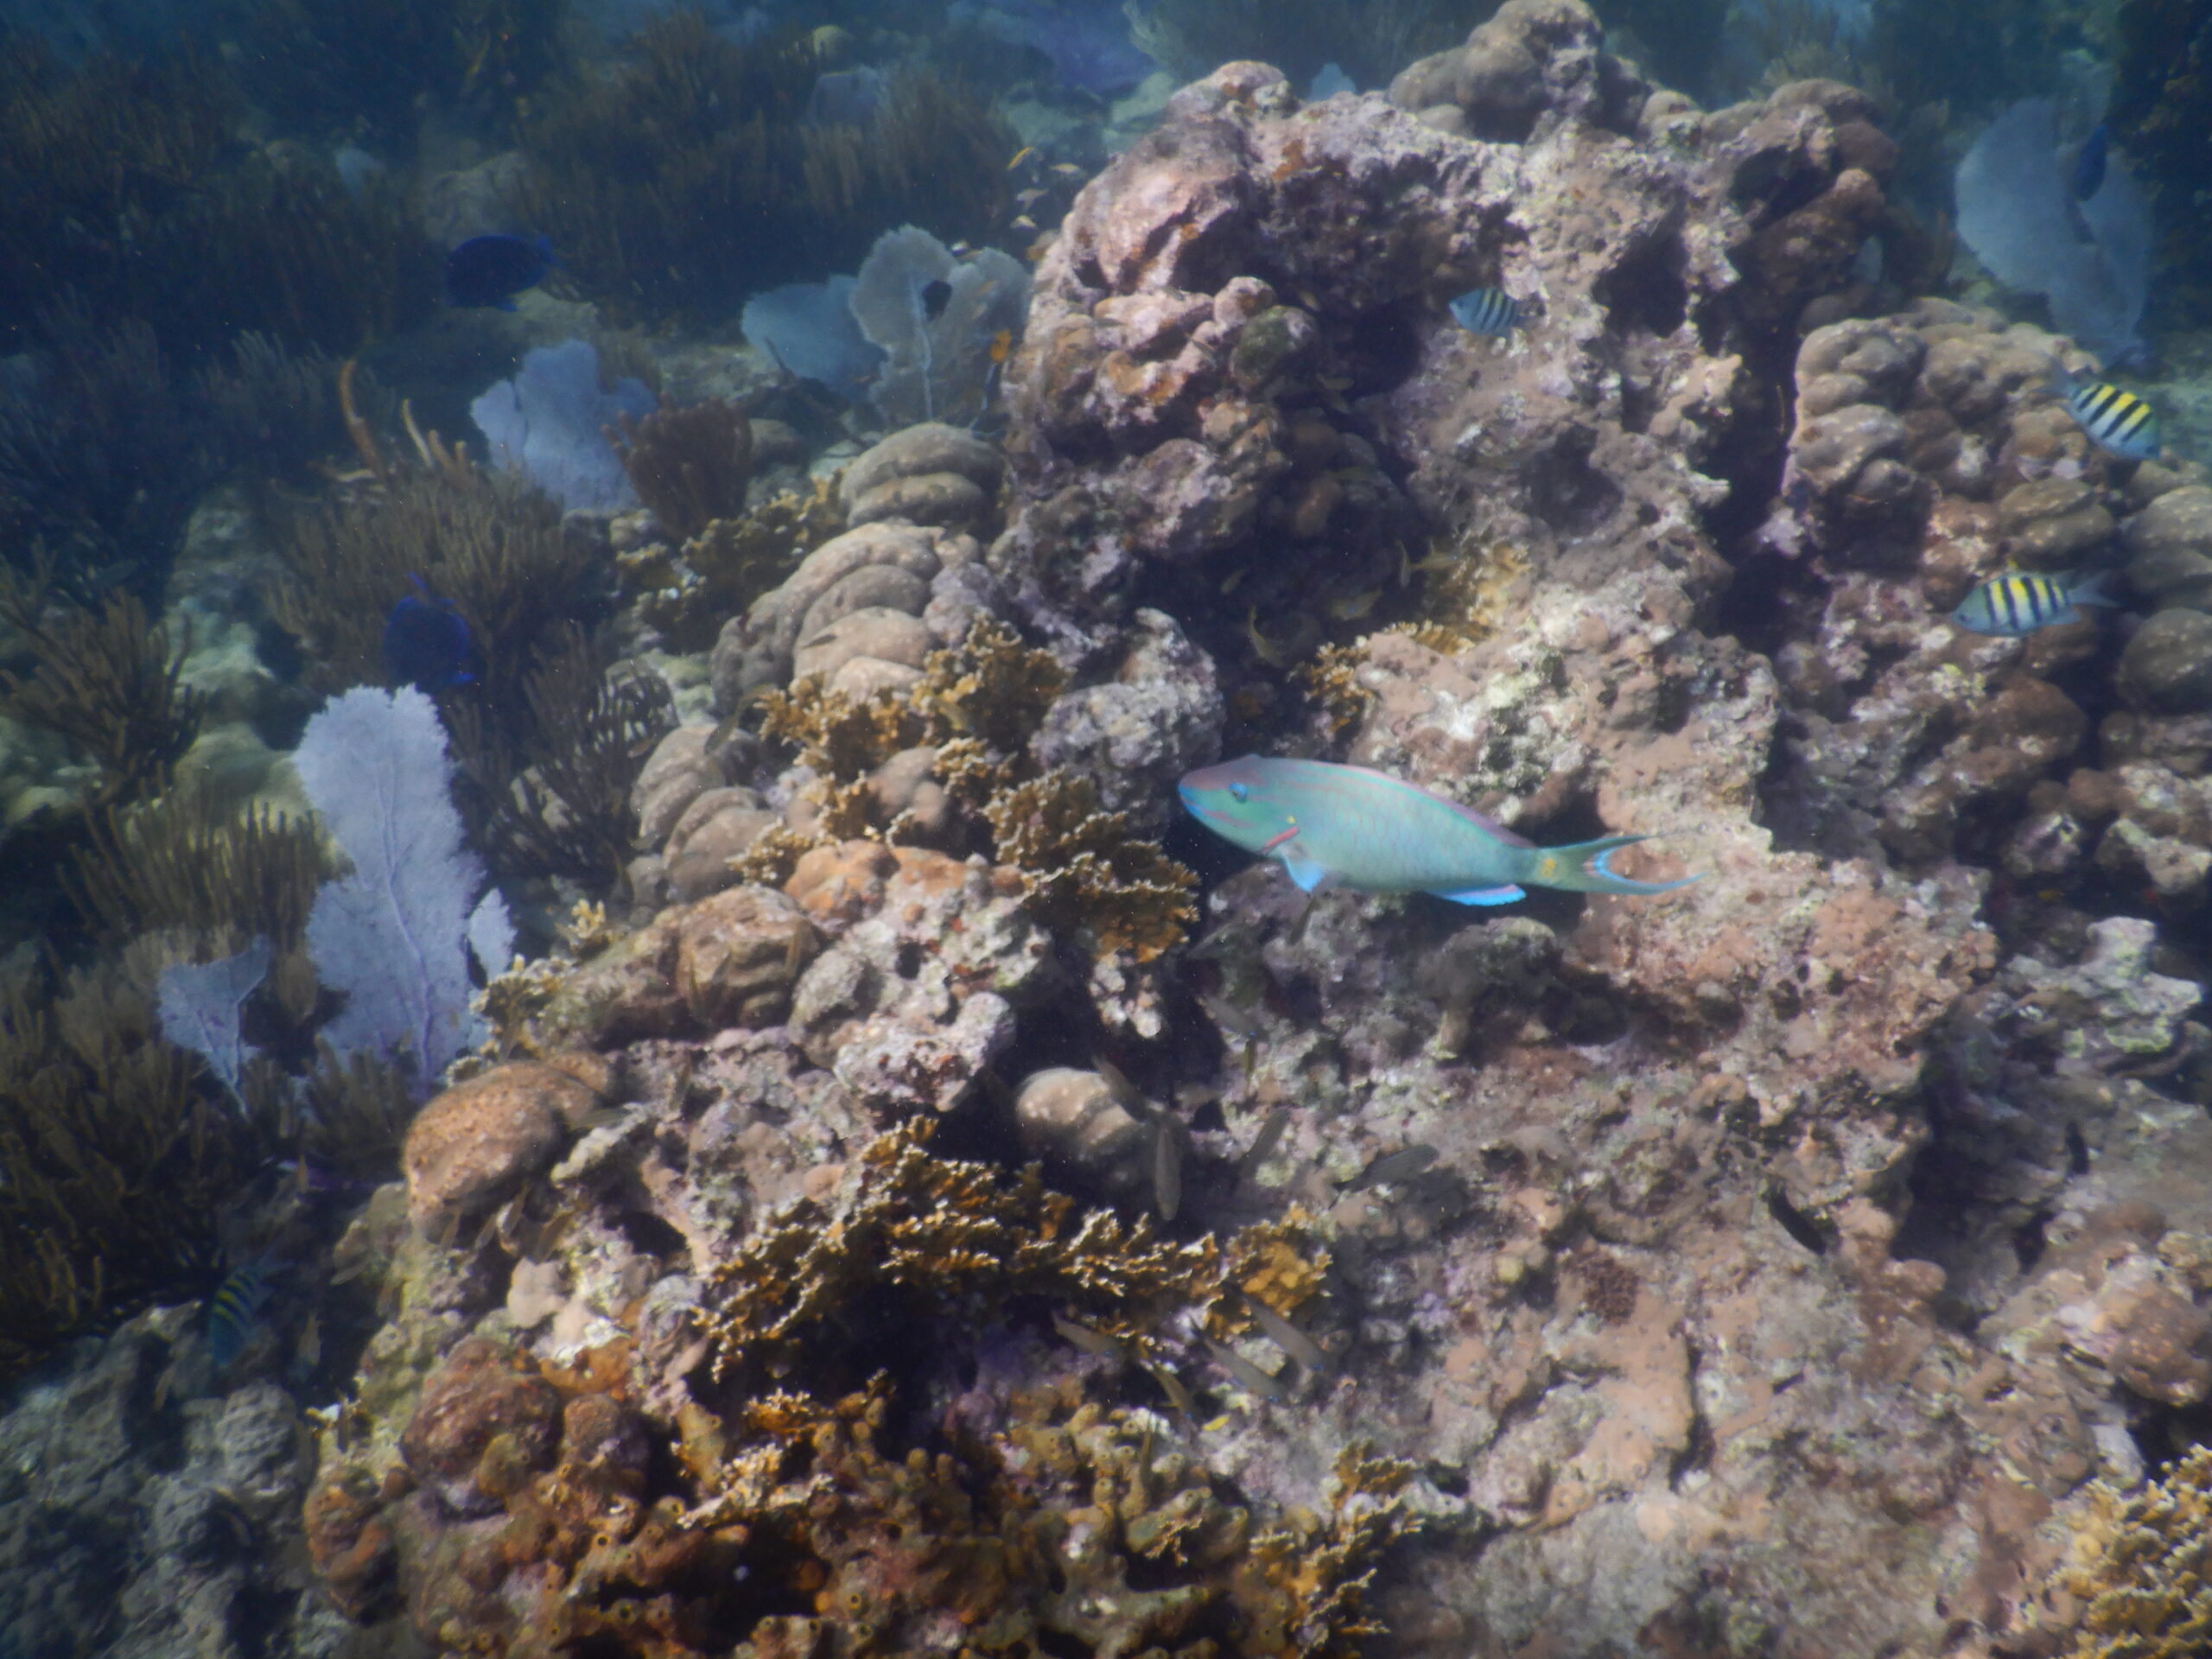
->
[
  {"left": 1449, "top": 286, "right": 1520, "bottom": 337},
  {"left": 2056, "top": 369, "right": 2161, "bottom": 461},
  {"left": 1951, "top": 569, "right": 2117, "bottom": 636},
  {"left": 1178, "top": 756, "right": 1700, "bottom": 906},
  {"left": 207, "top": 1257, "right": 281, "bottom": 1370}
]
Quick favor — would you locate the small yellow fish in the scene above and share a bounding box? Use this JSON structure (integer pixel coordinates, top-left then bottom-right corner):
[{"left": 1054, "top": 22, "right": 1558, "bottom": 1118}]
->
[
  {"left": 1007, "top": 145, "right": 1037, "bottom": 171},
  {"left": 989, "top": 328, "right": 1014, "bottom": 365},
  {"left": 1051, "top": 162, "right": 1084, "bottom": 178}
]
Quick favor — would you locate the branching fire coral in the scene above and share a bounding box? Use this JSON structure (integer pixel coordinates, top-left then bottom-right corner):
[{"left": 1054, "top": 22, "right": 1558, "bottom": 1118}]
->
[
  {"left": 760, "top": 619, "right": 1192, "bottom": 957},
  {"left": 703, "top": 1122, "right": 1225, "bottom": 1381},
  {"left": 986, "top": 770, "right": 1199, "bottom": 962},
  {"left": 623, "top": 477, "right": 843, "bottom": 652},
  {"left": 2059, "top": 1443, "right": 2212, "bottom": 1658}
]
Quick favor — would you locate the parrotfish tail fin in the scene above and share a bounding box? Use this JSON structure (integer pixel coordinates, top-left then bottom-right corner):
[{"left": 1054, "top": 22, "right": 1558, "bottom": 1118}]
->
[
  {"left": 1533, "top": 834, "right": 1703, "bottom": 898},
  {"left": 2069, "top": 569, "right": 2121, "bottom": 608}
]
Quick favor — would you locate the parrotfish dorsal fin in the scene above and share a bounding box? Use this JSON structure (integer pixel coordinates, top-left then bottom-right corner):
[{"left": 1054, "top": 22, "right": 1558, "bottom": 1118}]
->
[{"left": 1438, "top": 795, "right": 1535, "bottom": 848}]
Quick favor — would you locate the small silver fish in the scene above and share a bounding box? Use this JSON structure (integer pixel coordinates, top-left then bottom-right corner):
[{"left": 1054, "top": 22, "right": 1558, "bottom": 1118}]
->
[
  {"left": 1204, "top": 1335, "right": 1291, "bottom": 1401},
  {"left": 1153, "top": 1116, "right": 1185, "bottom": 1223},
  {"left": 1343, "top": 1143, "right": 1439, "bottom": 1192},
  {"left": 1241, "top": 1108, "right": 1292, "bottom": 1179},
  {"left": 1246, "top": 1295, "right": 1332, "bottom": 1374},
  {"left": 1053, "top": 1314, "right": 1128, "bottom": 1361}
]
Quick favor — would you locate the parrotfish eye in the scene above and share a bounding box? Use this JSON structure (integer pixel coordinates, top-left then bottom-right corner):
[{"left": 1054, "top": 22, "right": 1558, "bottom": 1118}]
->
[{"left": 1230, "top": 783, "right": 1249, "bottom": 802}]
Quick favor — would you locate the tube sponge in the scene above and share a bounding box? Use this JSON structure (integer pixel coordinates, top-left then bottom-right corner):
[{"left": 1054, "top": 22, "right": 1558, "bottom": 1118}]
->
[{"left": 1955, "top": 99, "right": 2152, "bottom": 364}]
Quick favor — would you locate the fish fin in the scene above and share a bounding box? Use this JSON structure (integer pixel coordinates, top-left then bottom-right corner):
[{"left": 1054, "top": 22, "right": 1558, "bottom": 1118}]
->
[
  {"left": 2068, "top": 569, "right": 2120, "bottom": 608},
  {"left": 1278, "top": 845, "right": 1330, "bottom": 893},
  {"left": 1430, "top": 884, "right": 1524, "bottom": 906},
  {"left": 1538, "top": 834, "right": 1703, "bottom": 897}
]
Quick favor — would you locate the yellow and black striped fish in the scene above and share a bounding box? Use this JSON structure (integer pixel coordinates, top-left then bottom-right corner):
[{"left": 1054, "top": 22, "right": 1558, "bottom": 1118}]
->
[
  {"left": 1951, "top": 569, "right": 2116, "bottom": 636},
  {"left": 207, "top": 1257, "right": 280, "bottom": 1370},
  {"left": 1449, "top": 286, "right": 1520, "bottom": 337},
  {"left": 2061, "top": 373, "right": 2161, "bottom": 461}
]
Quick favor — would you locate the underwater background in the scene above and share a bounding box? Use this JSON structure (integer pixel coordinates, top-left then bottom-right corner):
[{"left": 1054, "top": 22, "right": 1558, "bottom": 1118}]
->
[{"left": 6, "top": 0, "right": 2212, "bottom": 1654}]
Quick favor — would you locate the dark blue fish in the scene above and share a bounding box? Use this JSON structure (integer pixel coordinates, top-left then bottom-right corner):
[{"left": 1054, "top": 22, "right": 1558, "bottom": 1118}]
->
[
  {"left": 207, "top": 1258, "right": 279, "bottom": 1370},
  {"left": 383, "top": 579, "right": 474, "bottom": 690},
  {"left": 444, "top": 234, "right": 556, "bottom": 311},
  {"left": 2070, "top": 122, "right": 2108, "bottom": 200},
  {"left": 1450, "top": 287, "right": 1520, "bottom": 337}
]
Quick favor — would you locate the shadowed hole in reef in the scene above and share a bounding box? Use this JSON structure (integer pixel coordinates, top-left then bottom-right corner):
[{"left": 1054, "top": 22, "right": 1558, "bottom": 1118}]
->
[
  {"left": 1766, "top": 1186, "right": 1828, "bottom": 1253},
  {"left": 1593, "top": 231, "right": 1689, "bottom": 339},
  {"left": 1521, "top": 425, "right": 1623, "bottom": 537}
]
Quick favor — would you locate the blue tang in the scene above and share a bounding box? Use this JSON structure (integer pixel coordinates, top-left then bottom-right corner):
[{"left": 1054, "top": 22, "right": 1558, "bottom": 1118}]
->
[
  {"left": 383, "top": 580, "right": 474, "bottom": 690},
  {"left": 1179, "top": 756, "right": 1699, "bottom": 906},
  {"left": 444, "top": 234, "right": 556, "bottom": 311}
]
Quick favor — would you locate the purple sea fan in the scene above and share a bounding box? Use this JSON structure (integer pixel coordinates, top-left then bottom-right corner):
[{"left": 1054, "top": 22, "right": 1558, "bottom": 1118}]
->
[{"left": 294, "top": 684, "right": 507, "bottom": 1094}]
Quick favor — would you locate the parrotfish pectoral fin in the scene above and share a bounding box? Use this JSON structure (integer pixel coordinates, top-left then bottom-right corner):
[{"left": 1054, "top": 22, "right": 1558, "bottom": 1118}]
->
[
  {"left": 1538, "top": 834, "right": 1703, "bottom": 898},
  {"left": 1432, "top": 884, "right": 1525, "bottom": 906},
  {"left": 1278, "top": 845, "right": 1331, "bottom": 893}
]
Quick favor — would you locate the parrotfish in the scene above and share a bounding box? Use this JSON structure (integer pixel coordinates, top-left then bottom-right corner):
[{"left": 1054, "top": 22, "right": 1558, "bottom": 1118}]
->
[{"left": 1178, "top": 756, "right": 1699, "bottom": 906}]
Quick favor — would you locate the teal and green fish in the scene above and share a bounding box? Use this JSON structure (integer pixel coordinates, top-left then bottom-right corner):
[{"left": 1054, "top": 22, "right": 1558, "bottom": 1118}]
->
[
  {"left": 1449, "top": 286, "right": 1520, "bottom": 336},
  {"left": 207, "top": 1257, "right": 280, "bottom": 1370},
  {"left": 1178, "top": 756, "right": 1699, "bottom": 906},
  {"left": 1951, "top": 569, "right": 2116, "bottom": 636},
  {"left": 2056, "top": 371, "right": 2160, "bottom": 461}
]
